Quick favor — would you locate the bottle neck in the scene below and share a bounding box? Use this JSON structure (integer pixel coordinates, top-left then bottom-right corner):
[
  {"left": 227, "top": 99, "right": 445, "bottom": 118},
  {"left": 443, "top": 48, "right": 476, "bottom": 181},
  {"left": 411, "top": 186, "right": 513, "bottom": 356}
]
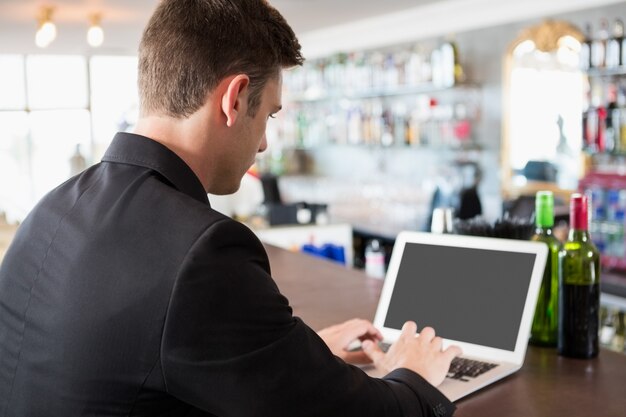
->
[
  {"left": 570, "top": 201, "right": 589, "bottom": 231},
  {"left": 568, "top": 228, "right": 591, "bottom": 242},
  {"left": 535, "top": 226, "right": 554, "bottom": 236},
  {"left": 535, "top": 193, "right": 554, "bottom": 230}
]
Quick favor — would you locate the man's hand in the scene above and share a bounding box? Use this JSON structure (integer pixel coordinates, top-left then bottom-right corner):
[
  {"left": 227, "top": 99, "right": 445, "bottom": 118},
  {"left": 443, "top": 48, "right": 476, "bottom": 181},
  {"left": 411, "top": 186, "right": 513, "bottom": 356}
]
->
[
  {"left": 317, "top": 318, "right": 383, "bottom": 364},
  {"left": 361, "top": 321, "right": 462, "bottom": 387}
]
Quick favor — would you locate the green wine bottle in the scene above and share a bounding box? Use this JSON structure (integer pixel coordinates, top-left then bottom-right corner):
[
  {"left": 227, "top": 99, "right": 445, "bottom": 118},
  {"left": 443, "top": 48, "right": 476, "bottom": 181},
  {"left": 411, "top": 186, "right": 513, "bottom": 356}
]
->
[
  {"left": 558, "top": 194, "right": 601, "bottom": 358},
  {"left": 529, "top": 191, "right": 562, "bottom": 346}
]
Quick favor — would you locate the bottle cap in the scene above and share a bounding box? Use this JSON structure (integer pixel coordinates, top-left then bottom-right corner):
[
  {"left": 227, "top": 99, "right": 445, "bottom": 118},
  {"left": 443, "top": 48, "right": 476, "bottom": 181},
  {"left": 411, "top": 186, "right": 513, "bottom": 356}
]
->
[
  {"left": 570, "top": 193, "right": 589, "bottom": 231},
  {"left": 535, "top": 191, "right": 554, "bottom": 228}
]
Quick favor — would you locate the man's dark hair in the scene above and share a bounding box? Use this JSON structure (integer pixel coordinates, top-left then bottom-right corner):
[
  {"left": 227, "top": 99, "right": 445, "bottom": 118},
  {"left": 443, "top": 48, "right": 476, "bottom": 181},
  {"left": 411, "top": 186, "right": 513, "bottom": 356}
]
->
[{"left": 138, "top": 0, "right": 303, "bottom": 118}]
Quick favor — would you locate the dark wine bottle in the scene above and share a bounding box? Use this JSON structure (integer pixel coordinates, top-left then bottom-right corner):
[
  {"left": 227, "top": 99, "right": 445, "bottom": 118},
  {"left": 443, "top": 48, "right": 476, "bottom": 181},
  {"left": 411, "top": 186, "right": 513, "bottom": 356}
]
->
[
  {"left": 558, "top": 194, "right": 601, "bottom": 358},
  {"left": 530, "top": 191, "right": 562, "bottom": 346},
  {"left": 604, "top": 85, "right": 618, "bottom": 154}
]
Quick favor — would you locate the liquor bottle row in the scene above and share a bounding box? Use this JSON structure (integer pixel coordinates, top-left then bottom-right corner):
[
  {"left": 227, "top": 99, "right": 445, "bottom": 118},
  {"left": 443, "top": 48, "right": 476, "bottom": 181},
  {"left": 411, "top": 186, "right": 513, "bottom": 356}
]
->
[
  {"left": 583, "top": 81, "right": 626, "bottom": 154},
  {"left": 269, "top": 96, "right": 476, "bottom": 149},
  {"left": 283, "top": 37, "right": 464, "bottom": 98},
  {"left": 580, "top": 18, "right": 625, "bottom": 70},
  {"left": 585, "top": 186, "right": 626, "bottom": 260}
]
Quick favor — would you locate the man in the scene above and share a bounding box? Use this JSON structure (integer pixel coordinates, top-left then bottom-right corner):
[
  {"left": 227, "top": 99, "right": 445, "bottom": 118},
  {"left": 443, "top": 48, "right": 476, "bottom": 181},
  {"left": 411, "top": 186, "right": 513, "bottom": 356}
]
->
[{"left": 0, "top": 1, "right": 461, "bottom": 416}]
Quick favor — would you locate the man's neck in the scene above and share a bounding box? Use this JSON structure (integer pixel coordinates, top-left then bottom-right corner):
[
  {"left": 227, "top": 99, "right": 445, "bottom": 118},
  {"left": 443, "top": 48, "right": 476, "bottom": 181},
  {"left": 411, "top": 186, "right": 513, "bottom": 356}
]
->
[{"left": 133, "top": 115, "right": 210, "bottom": 192}]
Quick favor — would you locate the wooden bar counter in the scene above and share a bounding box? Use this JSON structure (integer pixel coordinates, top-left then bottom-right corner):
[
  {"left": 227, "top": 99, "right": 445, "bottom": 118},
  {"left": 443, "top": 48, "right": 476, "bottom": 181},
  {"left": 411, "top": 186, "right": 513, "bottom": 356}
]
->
[{"left": 264, "top": 244, "right": 626, "bottom": 417}]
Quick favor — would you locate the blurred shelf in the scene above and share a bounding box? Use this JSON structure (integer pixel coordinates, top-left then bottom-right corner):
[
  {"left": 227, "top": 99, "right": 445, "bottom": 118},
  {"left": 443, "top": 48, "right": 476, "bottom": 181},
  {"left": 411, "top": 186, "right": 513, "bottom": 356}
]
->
[
  {"left": 602, "top": 291, "right": 626, "bottom": 311},
  {"left": 586, "top": 67, "right": 626, "bottom": 78},
  {"left": 286, "top": 82, "right": 481, "bottom": 103},
  {"left": 288, "top": 141, "right": 484, "bottom": 152},
  {"left": 603, "top": 270, "right": 626, "bottom": 300}
]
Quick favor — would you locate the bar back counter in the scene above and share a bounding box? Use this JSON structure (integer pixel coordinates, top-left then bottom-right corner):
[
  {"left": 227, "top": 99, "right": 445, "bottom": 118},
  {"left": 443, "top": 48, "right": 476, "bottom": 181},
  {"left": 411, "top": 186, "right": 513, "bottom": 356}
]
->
[{"left": 264, "top": 244, "right": 626, "bottom": 417}]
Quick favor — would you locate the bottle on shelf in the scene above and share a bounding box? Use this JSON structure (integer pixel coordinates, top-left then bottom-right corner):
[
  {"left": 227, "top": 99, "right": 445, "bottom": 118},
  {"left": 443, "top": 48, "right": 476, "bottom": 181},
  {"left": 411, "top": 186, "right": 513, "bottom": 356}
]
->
[
  {"left": 440, "top": 35, "right": 464, "bottom": 88},
  {"left": 381, "top": 107, "right": 394, "bottom": 147},
  {"left": 582, "top": 108, "right": 593, "bottom": 152},
  {"left": 591, "top": 19, "right": 609, "bottom": 69},
  {"left": 369, "top": 100, "right": 384, "bottom": 145},
  {"left": 580, "top": 23, "right": 593, "bottom": 70},
  {"left": 392, "top": 102, "right": 407, "bottom": 146},
  {"left": 599, "top": 307, "right": 617, "bottom": 347},
  {"left": 605, "top": 84, "right": 619, "bottom": 153},
  {"left": 405, "top": 109, "right": 420, "bottom": 146},
  {"left": 529, "top": 191, "right": 562, "bottom": 347},
  {"left": 431, "top": 47, "right": 443, "bottom": 88},
  {"left": 406, "top": 46, "right": 426, "bottom": 86},
  {"left": 383, "top": 53, "right": 399, "bottom": 88},
  {"left": 370, "top": 52, "right": 386, "bottom": 90},
  {"left": 622, "top": 30, "right": 626, "bottom": 70},
  {"left": 582, "top": 88, "right": 600, "bottom": 153},
  {"left": 606, "top": 19, "right": 624, "bottom": 69},
  {"left": 558, "top": 194, "right": 601, "bottom": 359},
  {"left": 295, "top": 111, "right": 309, "bottom": 147},
  {"left": 365, "top": 239, "right": 386, "bottom": 279},
  {"left": 613, "top": 311, "right": 625, "bottom": 352},
  {"left": 599, "top": 308, "right": 626, "bottom": 353},
  {"left": 347, "top": 107, "right": 364, "bottom": 145},
  {"left": 430, "top": 207, "right": 454, "bottom": 234},
  {"left": 618, "top": 87, "right": 626, "bottom": 152},
  {"left": 596, "top": 105, "right": 607, "bottom": 153}
]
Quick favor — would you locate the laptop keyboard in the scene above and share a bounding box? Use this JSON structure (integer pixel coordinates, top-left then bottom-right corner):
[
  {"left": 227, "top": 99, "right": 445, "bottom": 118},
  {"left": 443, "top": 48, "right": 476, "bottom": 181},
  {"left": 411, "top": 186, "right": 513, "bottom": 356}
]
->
[
  {"left": 447, "top": 357, "right": 498, "bottom": 381},
  {"left": 379, "top": 342, "right": 498, "bottom": 382}
]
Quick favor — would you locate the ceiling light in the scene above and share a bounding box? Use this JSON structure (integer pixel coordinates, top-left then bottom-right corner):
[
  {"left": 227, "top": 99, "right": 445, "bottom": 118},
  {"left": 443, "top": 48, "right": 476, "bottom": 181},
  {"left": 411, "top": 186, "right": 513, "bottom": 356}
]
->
[
  {"left": 87, "top": 13, "right": 104, "bottom": 48},
  {"left": 35, "top": 7, "right": 57, "bottom": 48}
]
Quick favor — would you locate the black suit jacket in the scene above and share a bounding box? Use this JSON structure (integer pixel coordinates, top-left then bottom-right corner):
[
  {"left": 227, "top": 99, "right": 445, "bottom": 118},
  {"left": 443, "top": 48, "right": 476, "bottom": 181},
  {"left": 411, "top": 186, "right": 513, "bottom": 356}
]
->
[{"left": 0, "top": 133, "right": 455, "bottom": 416}]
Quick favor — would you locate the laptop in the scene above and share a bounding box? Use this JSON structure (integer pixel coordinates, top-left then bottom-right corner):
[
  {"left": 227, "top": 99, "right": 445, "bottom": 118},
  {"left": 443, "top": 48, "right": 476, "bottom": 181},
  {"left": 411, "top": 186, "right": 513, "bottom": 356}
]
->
[{"left": 371, "top": 231, "right": 548, "bottom": 402}]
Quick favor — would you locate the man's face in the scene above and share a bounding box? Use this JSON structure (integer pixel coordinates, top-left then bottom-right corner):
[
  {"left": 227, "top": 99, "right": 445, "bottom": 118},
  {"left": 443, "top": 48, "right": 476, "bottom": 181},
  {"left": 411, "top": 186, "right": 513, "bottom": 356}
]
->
[{"left": 213, "top": 75, "right": 282, "bottom": 195}]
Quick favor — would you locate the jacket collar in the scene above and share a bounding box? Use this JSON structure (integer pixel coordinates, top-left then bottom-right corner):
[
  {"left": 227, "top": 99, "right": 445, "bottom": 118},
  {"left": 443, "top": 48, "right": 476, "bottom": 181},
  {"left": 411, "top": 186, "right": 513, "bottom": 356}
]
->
[{"left": 102, "top": 132, "right": 210, "bottom": 205}]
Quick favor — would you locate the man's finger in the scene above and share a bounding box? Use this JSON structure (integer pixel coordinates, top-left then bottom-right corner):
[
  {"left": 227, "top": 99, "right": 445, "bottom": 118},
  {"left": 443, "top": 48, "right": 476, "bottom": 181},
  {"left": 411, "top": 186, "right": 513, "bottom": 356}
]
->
[
  {"left": 352, "top": 319, "right": 382, "bottom": 339},
  {"left": 418, "top": 326, "right": 436, "bottom": 343},
  {"left": 400, "top": 321, "right": 417, "bottom": 340},
  {"left": 431, "top": 336, "right": 443, "bottom": 351},
  {"left": 443, "top": 345, "right": 463, "bottom": 361},
  {"left": 340, "top": 320, "right": 381, "bottom": 347},
  {"left": 359, "top": 332, "right": 383, "bottom": 343},
  {"left": 361, "top": 340, "right": 385, "bottom": 366}
]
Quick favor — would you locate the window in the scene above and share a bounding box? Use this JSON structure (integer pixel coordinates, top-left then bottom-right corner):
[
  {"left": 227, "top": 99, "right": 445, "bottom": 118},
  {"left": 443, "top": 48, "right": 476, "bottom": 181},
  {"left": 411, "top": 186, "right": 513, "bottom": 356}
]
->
[
  {"left": 0, "top": 55, "right": 26, "bottom": 109},
  {"left": 0, "top": 112, "right": 30, "bottom": 219},
  {"left": 26, "top": 55, "right": 89, "bottom": 109},
  {"left": 0, "top": 54, "right": 139, "bottom": 222},
  {"left": 90, "top": 56, "right": 139, "bottom": 160}
]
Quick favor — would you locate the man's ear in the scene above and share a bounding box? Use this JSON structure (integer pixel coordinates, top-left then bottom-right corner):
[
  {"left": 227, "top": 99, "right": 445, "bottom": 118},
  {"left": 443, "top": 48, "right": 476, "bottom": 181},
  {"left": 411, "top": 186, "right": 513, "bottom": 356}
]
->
[{"left": 221, "top": 74, "right": 250, "bottom": 127}]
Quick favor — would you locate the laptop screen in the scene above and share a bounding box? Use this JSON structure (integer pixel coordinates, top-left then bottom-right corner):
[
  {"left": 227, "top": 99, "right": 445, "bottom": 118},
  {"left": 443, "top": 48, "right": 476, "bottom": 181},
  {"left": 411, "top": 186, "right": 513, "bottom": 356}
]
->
[{"left": 383, "top": 242, "right": 538, "bottom": 351}]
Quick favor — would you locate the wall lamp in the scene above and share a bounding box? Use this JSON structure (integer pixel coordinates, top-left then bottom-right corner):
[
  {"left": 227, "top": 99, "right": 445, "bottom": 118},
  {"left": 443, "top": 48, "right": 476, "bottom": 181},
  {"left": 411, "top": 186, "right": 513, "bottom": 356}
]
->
[
  {"left": 34, "top": 6, "right": 106, "bottom": 48},
  {"left": 87, "top": 13, "right": 104, "bottom": 48},
  {"left": 35, "top": 6, "right": 57, "bottom": 48}
]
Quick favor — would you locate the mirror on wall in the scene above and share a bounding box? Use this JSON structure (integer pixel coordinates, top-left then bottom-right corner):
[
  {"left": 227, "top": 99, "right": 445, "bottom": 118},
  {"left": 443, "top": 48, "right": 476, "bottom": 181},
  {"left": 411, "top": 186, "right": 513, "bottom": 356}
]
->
[{"left": 502, "top": 20, "right": 585, "bottom": 202}]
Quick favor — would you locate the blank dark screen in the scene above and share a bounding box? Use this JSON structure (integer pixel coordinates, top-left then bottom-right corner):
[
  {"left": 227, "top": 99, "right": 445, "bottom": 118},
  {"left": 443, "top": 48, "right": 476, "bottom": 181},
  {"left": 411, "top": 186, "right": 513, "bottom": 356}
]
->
[{"left": 383, "top": 242, "right": 537, "bottom": 351}]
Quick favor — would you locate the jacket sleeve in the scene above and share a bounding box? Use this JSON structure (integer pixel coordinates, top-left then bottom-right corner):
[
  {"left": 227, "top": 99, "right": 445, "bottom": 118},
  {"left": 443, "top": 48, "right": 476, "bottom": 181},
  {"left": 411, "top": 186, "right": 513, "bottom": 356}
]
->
[{"left": 161, "top": 218, "right": 455, "bottom": 417}]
